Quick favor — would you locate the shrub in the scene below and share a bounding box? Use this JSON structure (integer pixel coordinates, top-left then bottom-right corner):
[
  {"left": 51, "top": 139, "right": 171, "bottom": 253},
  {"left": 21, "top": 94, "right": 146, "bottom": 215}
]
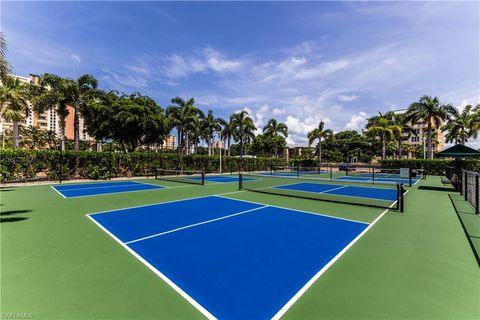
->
[{"left": 0, "top": 150, "right": 287, "bottom": 183}]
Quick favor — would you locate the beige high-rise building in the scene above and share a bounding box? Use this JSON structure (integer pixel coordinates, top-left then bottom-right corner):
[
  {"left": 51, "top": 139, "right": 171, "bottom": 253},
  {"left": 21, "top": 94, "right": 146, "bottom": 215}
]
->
[
  {"left": 0, "top": 74, "right": 93, "bottom": 143},
  {"left": 394, "top": 109, "right": 445, "bottom": 154}
]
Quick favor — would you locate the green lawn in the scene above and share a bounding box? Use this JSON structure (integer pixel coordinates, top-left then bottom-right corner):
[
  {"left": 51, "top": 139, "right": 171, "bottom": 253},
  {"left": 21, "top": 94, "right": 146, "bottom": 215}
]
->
[{"left": 1, "top": 175, "right": 479, "bottom": 319}]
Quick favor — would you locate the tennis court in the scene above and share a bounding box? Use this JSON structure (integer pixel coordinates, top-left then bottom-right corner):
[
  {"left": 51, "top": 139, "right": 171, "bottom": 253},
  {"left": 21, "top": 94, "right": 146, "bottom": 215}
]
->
[
  {"left": 88, "top": 195, "right": 370, "bottom": 319},
  {"left": 52, "top": 181, "right": 164, "bottom": 198},
  {"left": 3, "top": 172, "right": 479, "bottom": 320}
]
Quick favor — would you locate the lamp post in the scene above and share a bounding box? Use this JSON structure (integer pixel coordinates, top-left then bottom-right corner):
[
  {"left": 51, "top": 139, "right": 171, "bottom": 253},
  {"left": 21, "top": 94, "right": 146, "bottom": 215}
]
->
[{"left": 219, "top": 133, "right": 223, "bottom": 174}]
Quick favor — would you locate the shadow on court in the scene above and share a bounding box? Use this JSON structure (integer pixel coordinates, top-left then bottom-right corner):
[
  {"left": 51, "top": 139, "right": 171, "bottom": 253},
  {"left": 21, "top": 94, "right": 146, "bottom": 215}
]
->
[
  {"left": 0, "top": 217, "right": 29, "bottom": 223},
  {"left": 0, "top": 209, "right": 34, "bottom": 216}
]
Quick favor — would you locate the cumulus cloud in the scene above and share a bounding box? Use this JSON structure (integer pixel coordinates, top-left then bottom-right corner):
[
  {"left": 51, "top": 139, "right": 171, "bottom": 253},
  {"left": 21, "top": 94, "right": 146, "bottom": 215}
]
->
[{"left": 345, "top": 112, "right": 368, "bottom": 131}]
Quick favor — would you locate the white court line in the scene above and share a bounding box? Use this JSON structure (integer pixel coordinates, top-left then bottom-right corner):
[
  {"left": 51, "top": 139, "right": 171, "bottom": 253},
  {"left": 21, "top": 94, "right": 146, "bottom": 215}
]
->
[
  {"left": 50, "top": 185, "right": 67, "bottom": 199},
  {"left": 87, "top": 190, "right": 406, "bottom": 319},
  {"left": 320, "top": 185, "right": 349, "bottom": 194},
  {"left": 214, "top": 195, "right": 369, "bottom": 225},
  {"left": 271, "top": 193, "right": 404, "bottom": 320},
  {"left": 89, "top": 190, "right": 246, "bottom": 216},
  {"left": 86, "top": 214, "right": 216, "bottom": 320},
  {"left": 52, "top": 181, "right": 146, "bottom": 192},
  {"left": 54, "top": 184, "right": 165, "bottom": 199},
  {"left": 124, "top": 205, "right": 268, "bottom": 245}
]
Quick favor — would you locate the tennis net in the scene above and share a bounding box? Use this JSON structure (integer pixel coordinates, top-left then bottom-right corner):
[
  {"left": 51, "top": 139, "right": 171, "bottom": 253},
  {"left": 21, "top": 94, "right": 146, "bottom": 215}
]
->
[
  {"left": 155, "top": 169, "right": 205, "bottom": 185},
  {"left": 239, "top": 173, "right": 404, "bottom": 211},
  {"left": 345, "top": 167, "right": 426, "bottom": 186}
]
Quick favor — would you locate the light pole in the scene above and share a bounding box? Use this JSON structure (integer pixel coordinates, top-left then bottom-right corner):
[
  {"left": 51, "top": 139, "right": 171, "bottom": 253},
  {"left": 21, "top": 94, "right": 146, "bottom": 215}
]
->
[{"left": 219, "top": 133, "right": 223, "bottom": 174}]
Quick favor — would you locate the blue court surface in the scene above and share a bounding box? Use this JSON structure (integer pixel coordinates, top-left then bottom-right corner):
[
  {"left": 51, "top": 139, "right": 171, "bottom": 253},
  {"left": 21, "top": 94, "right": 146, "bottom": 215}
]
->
[
  {"left": 335, "top": 175, "right": 417, "bottom": 184},
  {"left": 52, "top": 181, "right": 164, "bottom": 198},
  {"left": 88, "top": 195, "right": 369, "bottom": 319},
  {"left": 275, "top": 182, "right": 399, "bottom": 201}
]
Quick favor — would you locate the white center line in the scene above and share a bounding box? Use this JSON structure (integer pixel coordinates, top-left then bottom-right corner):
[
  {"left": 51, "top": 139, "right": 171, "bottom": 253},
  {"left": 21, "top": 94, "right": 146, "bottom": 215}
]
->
[
  {"left": 320, "top": 185, "right": 349, "bottom": 194},
  {"left": 124, "top": 205, "right": 268, "bottom": 245}
]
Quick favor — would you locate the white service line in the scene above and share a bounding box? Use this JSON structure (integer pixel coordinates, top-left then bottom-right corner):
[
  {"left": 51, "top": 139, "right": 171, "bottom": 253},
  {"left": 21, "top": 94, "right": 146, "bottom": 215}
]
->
[
  {"left": 320, "top": 185, "right": 349, "bottom": 194},
  {"left": 89, "top": 190, "right": 246, "bottom": 216},
  {"left": 53, "top": 182, "right": 142, "bottom": 192},
  {"left": 124, "top": 205, "right": 268, "bottom": 245}
]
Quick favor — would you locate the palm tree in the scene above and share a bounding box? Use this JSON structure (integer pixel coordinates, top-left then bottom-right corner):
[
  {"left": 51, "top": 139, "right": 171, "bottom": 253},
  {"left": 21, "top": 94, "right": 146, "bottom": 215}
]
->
[
  {"left": 43, "top": 130, "right": 58, "bottom": 150},
  {"left": 200, "top": 110, "right": 226, "bottom": 156},
  {"left": 230, "top": 110, "right": 256, "bottom": 158},
  {"left": 385, "top": 111, "right": 416, "bottom": 159},
  {"left": 366, "top": 113, "right": 401, "bottom": 160},
  {"left": 0, "top": 32, "right": 10, "bottom": 82},
  {"left": 405, "top": 95, "right": 455, "bottom": 159},
  {"left": 222, "top": 119, "right": 235, "bottom": 157},
  {"left": 442, "top": 104, "right": 477, "bottom": 145},
  {"left": 307, "top": 121, "right": 333, "bottom": 165},
  {"left": 72, "top": 74, "right": 99, "bottom": 151},
  {"left": 0, "top": 76, "right": 30, "bottom": 149},
  {"left": 20, "top": 125, "right": 46, "bottom": 149},
  {"left": 263, "top": 118, "right": 288, "bottom": 158},
  {"left": 166, "top": 97, "right": 203, "bottom": 155},
  {"left": 32, "top": 74, "right": 76, "bottom": 151}
]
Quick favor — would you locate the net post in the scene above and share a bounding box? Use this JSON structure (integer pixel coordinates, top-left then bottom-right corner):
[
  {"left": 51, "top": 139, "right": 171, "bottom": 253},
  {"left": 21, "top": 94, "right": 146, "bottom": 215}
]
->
[
  {"left": 409, "top": 168, "right": 412, "bottom": 187},
  {"left": 154, "top": 168, "right": 158, "bottom": 180},
  {"left": 372, "top": 165, "right": 375, "bottom": 181},
  {"left": 239, "top": 173, "right": 243, "bottom": 190},
  {"left": 330, "top": 165, "right": 333, "bottom": 180},
  {"left": 296, "top": 165, "right": 300, "bottom": 178},
  {"left": 399, "top": 183, "right": 404, "bottom": 212},
  {"left": 476, "top": 174, "right": 479, "bottom": 215},
  {"left": 201, "top": 171, "right": 205, "bottom": 185}
]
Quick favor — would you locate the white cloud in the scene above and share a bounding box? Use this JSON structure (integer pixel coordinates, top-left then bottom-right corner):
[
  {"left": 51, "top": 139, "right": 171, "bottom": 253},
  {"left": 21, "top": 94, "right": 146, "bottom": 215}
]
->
[
  {"left": 162, "top": 48, "right": 244, "bottom": 79},
  {"left": 345, "top": 112, "right": 368, "bottom": 131},
  {"left": 70, "top": 53, "right": 81, "bottom": 63},
  {"left": 338, "top": 94, "right": 358, "bottom": 102}
]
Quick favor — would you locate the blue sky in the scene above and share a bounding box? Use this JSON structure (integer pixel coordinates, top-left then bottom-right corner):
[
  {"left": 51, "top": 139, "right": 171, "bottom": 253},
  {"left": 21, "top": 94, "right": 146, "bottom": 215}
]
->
[{"left": 2, "top": 1, "right": 479, "bottom": 146}]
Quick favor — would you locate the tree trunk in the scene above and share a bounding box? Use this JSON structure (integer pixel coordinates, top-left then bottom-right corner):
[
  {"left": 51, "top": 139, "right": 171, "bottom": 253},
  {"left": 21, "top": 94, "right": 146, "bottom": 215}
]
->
[
  {"left": 427, "top": 120, "right": 433, "bottom": 159},
  {"left": 60, "top": 117, "right": 66, "bottom": 151},
  {"left": 74, "top": 107, "right": 80, "bottom": 151},
  {"left": 12, "top": 121, "right": 19, "bottom": 149},
  {"left": 185, "top": 130, "right": 189, "bottom": 155},
  {"left": 96, "top": 140, "right": 102, "bottom": 152},
  {"left": 318, "top": 138, "right": 322, "bottom": 165},
  {"left": 382, "top": 135, "right": 386, "bottom": 160},
  {"left": 227, "top": 138, "right": 231, "bottom": 157},
  {"left": 398, "top": 138, "right": 403, "bottom": 159}
]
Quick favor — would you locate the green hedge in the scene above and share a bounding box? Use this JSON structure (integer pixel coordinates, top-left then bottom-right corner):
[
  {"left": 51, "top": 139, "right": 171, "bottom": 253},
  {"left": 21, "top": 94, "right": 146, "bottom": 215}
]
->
[
  {"left": 0, "top": 150, "right": 287, "bottom": 183},
  {"left": 379, "top": 159, "right": 480, "bottom": 175}
]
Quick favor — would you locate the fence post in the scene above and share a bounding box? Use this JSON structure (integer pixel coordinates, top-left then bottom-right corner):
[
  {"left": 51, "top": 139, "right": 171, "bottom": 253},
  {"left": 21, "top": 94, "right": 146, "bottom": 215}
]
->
[
  {"left": 476, "top": 174, "right": 479, "bottom": 215},
  {"left": 464, "top": 171, "right": 468, "bottom": 201}
]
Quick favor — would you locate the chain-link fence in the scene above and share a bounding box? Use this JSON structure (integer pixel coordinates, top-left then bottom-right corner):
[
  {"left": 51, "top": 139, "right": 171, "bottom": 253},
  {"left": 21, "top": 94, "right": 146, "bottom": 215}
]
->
[{"left": 460, "top": 169, "right": 480, "bottom": 215}]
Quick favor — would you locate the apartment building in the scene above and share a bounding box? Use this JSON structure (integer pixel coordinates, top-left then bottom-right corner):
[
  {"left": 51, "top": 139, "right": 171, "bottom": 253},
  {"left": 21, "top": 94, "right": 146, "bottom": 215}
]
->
[
  {"left": 394, "top": 109, "right": 445, "bottom": 153},
  {"left": 0, "top": 74, "right": 93, "bottom": 142}
]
